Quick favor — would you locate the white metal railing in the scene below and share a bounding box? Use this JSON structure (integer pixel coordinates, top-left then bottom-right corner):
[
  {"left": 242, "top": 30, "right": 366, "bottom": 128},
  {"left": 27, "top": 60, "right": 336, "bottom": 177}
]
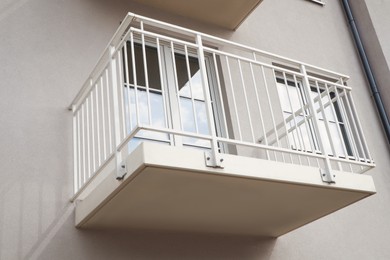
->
[{"left": 70, "top": 13, "right": 375, "bottom": 196}]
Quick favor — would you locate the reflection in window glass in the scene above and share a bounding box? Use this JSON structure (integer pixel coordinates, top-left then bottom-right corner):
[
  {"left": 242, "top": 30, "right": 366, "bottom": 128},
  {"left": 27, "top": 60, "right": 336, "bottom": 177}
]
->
[{"left": 276, "top": 77, "right": 352, "bottom": 158}]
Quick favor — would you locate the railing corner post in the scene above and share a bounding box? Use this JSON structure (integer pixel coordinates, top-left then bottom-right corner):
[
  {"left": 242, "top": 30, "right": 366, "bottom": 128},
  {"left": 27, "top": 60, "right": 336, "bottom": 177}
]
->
[
  {"left": 108, "top": 44, "right": 126, "bottom": 180},
  {"left": 196, "top": 34, "right": 224, "bottom": 169},
  {"left": 301, "top": 64, "right": 336, "bottom": 183}
]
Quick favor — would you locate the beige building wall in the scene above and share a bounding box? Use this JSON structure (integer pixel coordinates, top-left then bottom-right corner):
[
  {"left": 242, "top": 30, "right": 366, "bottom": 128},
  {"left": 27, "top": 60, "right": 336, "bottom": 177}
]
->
[
  {"left": 349, "top": 0, "right": 390, "bottom": 118},
  {"left": 0, "top": 0, "right": 389, "bottom": 259}
]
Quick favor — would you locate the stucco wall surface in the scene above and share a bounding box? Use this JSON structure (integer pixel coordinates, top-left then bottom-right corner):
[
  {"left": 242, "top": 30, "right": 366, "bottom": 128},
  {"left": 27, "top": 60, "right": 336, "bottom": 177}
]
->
[{"left": 0, "top": 0, "right": 389, "bottom": 259}]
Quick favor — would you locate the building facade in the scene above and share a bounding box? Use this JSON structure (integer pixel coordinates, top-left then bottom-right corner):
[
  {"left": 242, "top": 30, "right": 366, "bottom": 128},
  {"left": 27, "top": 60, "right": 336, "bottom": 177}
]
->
[{"left": 0, "top": 0, "right": 389, "bottom": 259}]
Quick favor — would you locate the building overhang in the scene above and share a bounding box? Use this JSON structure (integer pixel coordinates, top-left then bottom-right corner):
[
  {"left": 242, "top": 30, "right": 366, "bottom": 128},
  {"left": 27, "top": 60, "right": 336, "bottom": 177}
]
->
[
  {"left": 75, "top": 142, "right": 375, "bottom": 237},
  {"left": 129, "top": 0, "right": 263, "bottom": 30}
]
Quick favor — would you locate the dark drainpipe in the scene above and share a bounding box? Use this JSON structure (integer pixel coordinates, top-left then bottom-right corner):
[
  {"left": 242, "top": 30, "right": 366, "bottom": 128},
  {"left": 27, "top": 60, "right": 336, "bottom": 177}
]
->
[{"left": 341, "top": 0, "right": 390, "bottom": 145}]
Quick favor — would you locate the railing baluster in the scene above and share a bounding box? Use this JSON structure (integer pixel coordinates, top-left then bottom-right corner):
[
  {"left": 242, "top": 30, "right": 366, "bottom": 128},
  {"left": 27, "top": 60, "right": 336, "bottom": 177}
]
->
[
  {"left": 95, "top": 82, "right": 102, "bottom": 167},
  {"left": 156, "top": 38, "right": 170, "bottom": 138},
  {"left": 77, "top": 109, "right": 82, "bottom": 190},
  {"left": 140, "top": 21, "right": 152, "bottom": 125},
  {"left": 238, "top": 60, "right": 255, "bottom": 143},
  {"left": 90, "top": 90, "right": 96, "bottom": 173},
  {"left": 250, "top": 61, "right": 269, "bottom": 160},
  {"left": 72, "top": 107, "right": 78, "bottom": 193},
  {"left": 100, "top": 76, "right": 107, "bottom": 160},
  {"left": 170, "top": 41, "right": 184, "bottom": 131},
  {"left": 184, "top": 45, "right": 199, "bottom": 134},
  {"left": 123, "top": 42, "right": 133, "bottom": 132},
  {"left": 86, "top": 96, "right": 91, "bottom": 178},
  {"left": 213, "top": 53, "right": 229, "bottom": 139},
  {"left": 110, "top": 46, "right": 124, "bottom": 179},
  {"left": 81, "top": 103, "right": 87, "bottom": 185},
  {"left": 196, "top": 34, "right": 223, "bottom": 167},
  {"left": 225, "top": 56, "right": 242, "bottom": 141},
  {"left": 105, "top": 69, "right": 113, "bottom": 154},
  {"left": 116, "top": 49, "right": 127, "bottom": 137}
]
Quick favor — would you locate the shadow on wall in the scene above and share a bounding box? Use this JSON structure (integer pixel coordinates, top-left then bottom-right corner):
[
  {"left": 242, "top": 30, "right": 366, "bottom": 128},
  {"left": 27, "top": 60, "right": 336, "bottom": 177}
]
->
[{"left": 33, "top": 209, "right": 276, "bottom": 260}]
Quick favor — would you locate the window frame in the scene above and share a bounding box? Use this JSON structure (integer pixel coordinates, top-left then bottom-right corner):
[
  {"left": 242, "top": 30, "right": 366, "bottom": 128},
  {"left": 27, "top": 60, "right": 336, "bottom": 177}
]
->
[{"left": 121, "top": 40, "right": 225, "bottom": 151}]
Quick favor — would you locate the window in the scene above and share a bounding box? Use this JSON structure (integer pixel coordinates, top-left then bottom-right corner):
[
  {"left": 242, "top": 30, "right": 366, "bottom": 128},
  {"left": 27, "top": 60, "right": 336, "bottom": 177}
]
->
[
  {"left": 121, "top": 41, "right": 222, "bottom": 150},
  {"left": 276, "top": 74, "right": 352, "bottom": 158}
]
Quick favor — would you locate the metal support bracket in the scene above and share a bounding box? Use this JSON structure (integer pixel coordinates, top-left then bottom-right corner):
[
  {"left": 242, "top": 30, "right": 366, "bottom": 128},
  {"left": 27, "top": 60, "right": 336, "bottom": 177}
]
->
[
  {"left": 320, "top": 168, "right": 336, "bottom": 184},
  {"left": 116, "top": 162, "right": 127, "bottom": 180},
  {"left": 204, "top": 151, "right": 225, "bottom": 168}
]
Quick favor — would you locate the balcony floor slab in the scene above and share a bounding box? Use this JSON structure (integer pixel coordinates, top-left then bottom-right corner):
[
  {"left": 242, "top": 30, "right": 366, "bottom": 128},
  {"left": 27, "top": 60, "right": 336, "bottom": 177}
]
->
[{"left": 75, "top": 142, "right": 375, "bottom": 237}]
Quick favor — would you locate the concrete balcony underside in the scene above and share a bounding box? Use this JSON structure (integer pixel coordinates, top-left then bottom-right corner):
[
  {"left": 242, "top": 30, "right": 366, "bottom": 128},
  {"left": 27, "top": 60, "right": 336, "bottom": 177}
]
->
[
  {"left": 129, "top": 0, "right": 262, "bottom": 30},
  {"left": 75, "top": 142, "right": 375, "bottom": 237}
]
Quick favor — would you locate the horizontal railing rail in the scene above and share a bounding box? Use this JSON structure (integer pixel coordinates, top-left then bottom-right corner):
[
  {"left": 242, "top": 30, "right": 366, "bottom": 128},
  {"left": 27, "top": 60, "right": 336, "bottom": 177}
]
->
[{"left": 71, "top": 13, "right": 374, "bottom": 197}]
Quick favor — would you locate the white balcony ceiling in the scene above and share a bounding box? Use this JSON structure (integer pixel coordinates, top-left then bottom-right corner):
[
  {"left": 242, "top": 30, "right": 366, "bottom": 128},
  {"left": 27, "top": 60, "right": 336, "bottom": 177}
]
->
[
  {"left": 130, "top": 0, "right": 262, "bottom": 29},
  {"left": 75, "top": 142, "right": 375, "bottom": 237}
]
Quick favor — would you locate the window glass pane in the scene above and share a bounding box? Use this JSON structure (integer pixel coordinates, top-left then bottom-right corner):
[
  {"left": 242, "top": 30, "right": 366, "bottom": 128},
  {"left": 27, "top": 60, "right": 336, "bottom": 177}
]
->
[
  {"left": 180, "top": 97, "right": 196, "bottom": 133},
  {"left": 195, "top": 100, "right": 209, "bottom": 135},
  {"left": 124, "top": 42, "right": 161, "bottom": 91},
  {"left": 175, "top": 54, "right": 205, "bottom": 100},
  {"left": 124, "top": 88, "right": 168, "bottom": 141},
  {"left": 329, "top": 123, "right": 345, "bottom": 157}
]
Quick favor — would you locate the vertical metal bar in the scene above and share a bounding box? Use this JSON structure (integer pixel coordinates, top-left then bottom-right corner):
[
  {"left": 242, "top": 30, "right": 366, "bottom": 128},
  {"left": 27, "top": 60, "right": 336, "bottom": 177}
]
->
[
  {"left": 105, "top": 69, "right": 113, "bottom": 154},
  {"left": 238, "top": 59, "right": 255, "bottom": 143},
  {"left": 72, "top": 107, "right": 78, "bottom": 194},
  {"left": 109, "top": 46, "right": 124, "bottom": 179},
  {"left": 90, "top": 90, "right": 96, "bottom": 173},
  {"left": 123, "top": 42, "right": 133, "bottom": 132},
  {"left": 130, "top": 32, "right": 141, "bottom": 126},
  {"left": 81, "top": 103, "right": 87, "bottom": 185},
  {"left": 184, "top": 45, "right": 199, "bottom": 134},
  {"left": 170, "top": 41, "right": 184, "bottom": 130},
  {"left": 86, "top": 96, "right": 91, "bottom": 178},
  {"left": 156, "top": 38, "right": 168, "bottom": 128},
  {"left": 212, "top": 52, "right": 229, "bottom": 139},
  {"left": 95, "top": 82, "right": 102, "bottom": 167},
  {"left": 116, "top": 49, "right": 127, "bottom": 137},
  {"left": 156, "top": 38, "right": 172, "bottom": 145},
  {"left": 140, "top": 22, "right": 152, "bottom": 125},
  {"left": 100, "top": 76, "right": 107, "bottom": 160},
  {"left": 301, "top": 65, "right": 334, "bottom": 182},
  {"left": 77, "top": 110, "right": 82, "bottom": 190},
  {"left": 250, "top": 62, "right": 269, "bottom": 159},
  {"left": 225, "top": 56, "right": 242, "bottom": 141},
  {"left": 196, "top": 34, "right": 223, "bottom": 167}
]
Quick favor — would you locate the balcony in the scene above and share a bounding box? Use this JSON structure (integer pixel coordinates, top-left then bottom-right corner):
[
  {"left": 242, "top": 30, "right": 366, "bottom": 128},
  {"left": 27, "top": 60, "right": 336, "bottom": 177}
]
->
[{"left": 70, "top": 13, "right": 376, "bottom": 237}]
